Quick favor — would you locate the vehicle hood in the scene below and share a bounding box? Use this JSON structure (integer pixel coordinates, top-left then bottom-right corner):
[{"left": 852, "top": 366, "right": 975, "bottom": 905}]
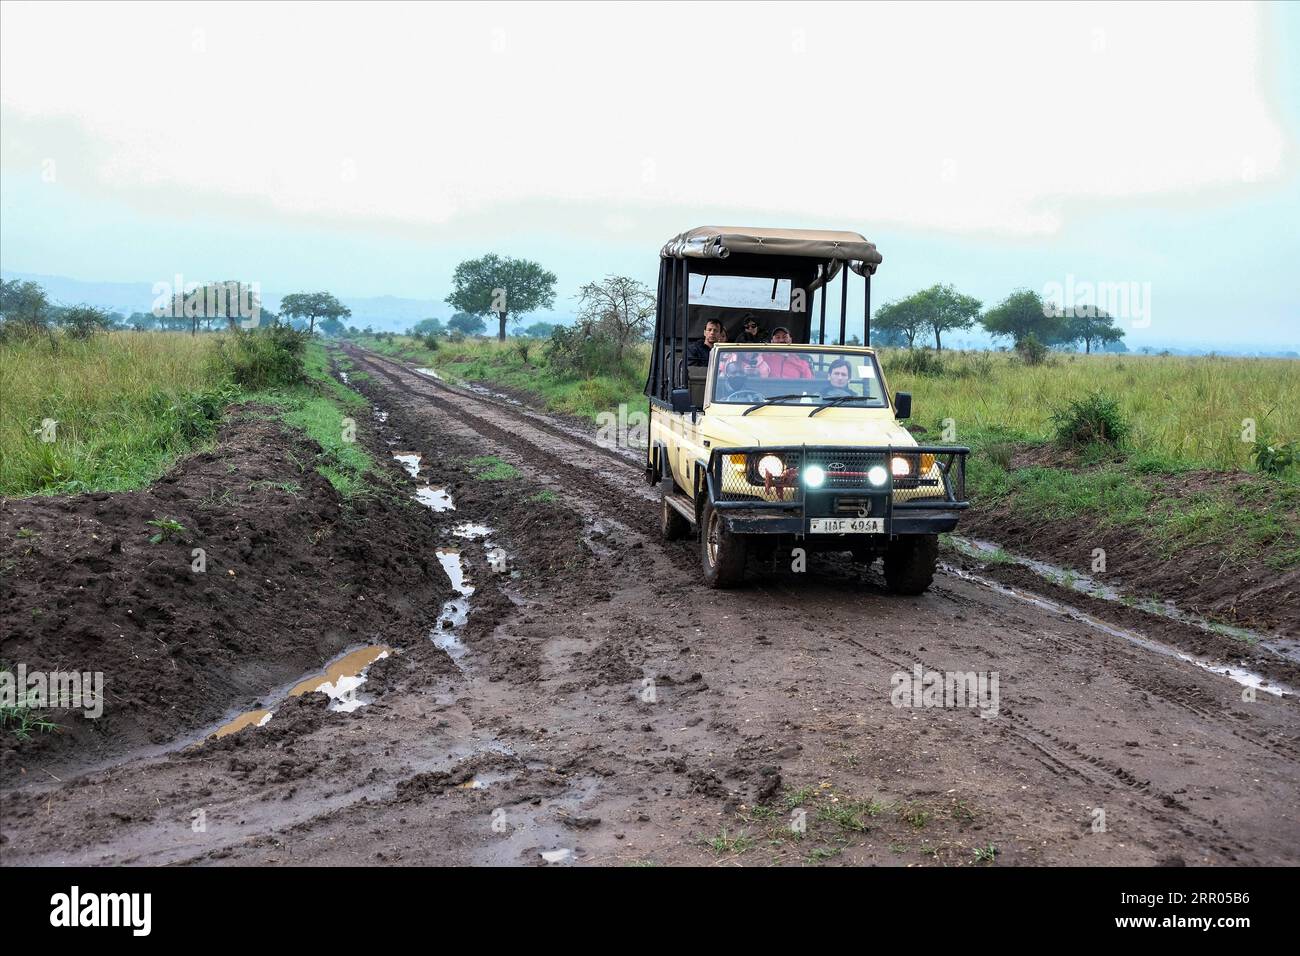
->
[{"left": 701, "top": 409, "right": 917, "bottom": 449}]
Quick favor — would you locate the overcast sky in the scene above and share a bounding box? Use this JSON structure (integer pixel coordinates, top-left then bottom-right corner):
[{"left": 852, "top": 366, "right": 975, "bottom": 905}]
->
[{"left": 2, "top": 1, "right": 1297, "bottom": 347}]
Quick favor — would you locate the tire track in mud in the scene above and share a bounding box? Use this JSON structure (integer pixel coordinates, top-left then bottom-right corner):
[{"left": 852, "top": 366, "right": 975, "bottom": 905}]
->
[
  {"left": 346, "top": 347, "right": 661, "bottom": 538},
  {"left": 346, "top": 347, "right": 1296, "bottom": 862}
]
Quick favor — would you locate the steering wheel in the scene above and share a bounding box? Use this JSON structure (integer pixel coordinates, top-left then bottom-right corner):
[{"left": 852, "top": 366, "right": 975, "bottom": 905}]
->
[{"left": 725, "top": 389, "right": 766, "bottom": 403}]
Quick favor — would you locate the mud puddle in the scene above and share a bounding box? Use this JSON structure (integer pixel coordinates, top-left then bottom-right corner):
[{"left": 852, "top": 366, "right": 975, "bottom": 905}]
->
[
  {"left": 941, "top": 563, "right": 1293, "bottom": 698},
  {"left": 414, "top": 486, "right": 456, "bottom": 512},
  {"left": 393, "top": 451, "right": 422, "bottom": 478},
  {"left": 209, "top": 645, "right": 393, "bottom": 740},
  {"left": 946, "top": 535, "right": 1298, "bottom": 662},
  {"left": 432, "top": 548, "right": 474, "bottom": 662}
]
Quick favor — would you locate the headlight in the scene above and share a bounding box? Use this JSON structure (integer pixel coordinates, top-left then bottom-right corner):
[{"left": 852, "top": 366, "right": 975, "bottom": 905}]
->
[
  {"left": 804, "top": 464, "right": 826, "bottom": 488},
  {"left": 867, "top": 465, "right": 888, "bottom": 486},
  {"left": 757, "top": 454, "right": 784, "bottom": 479},
  {"left": 890, "top": 456, "right": 911, "bottom": 477}
]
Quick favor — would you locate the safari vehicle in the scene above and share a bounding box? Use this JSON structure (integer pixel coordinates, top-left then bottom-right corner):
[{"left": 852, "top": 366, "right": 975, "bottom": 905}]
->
[{"left": 644, "top": 226, "right": 970, "bottom": 591}]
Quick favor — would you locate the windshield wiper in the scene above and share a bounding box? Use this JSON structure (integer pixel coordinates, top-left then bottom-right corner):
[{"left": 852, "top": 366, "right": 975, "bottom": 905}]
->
[
  {"left": 808, "top": 395, "right": 873, "bottom": 417},
  {"left": 741, "top": 393, "right": 809, "bottom": 416}
]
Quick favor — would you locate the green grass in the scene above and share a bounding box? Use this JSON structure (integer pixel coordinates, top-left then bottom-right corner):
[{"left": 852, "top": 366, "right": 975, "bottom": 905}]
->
[
  {"left": 817, "top": 800, "right": 883, "bottom": 832},
  {"left": 0, "top": 331, "right": 234, "bottom": 496},
  {"left": 0, "top": 665, "right": 60, "bottom": 741},
  {"left": 706, "top": 827, "right": 755, "bottom": 855},
  {"left": 242, "top": 343, "right": 374, "bottom": 497},
  {"left": 883, "top": 349, "right": 1300, "bottom": 472},
  {"left": 468, "top": 455, "right": 520, "bottom": 481},
  {"left": 968, "top": 430, "right": 1300, "bottom": 568},
  {"left": 0, "top": 331, "right": 370, "bottom": 499}
]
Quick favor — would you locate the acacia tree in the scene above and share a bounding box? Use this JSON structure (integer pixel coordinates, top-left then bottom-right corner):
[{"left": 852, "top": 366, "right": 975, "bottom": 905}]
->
[
  {"left": 0, "top": 279, "right": 50, "bottom": 335},
  {"left": 200, "top": 280, "right": 262, "bottom": 331},
  {"left": 575, "top": 275, "right": 655, "bottom": 363},
  {"left": 916, "top": 283, "right": 981, "bottom": 350},
  {"left": 445, "top": 254, "right": 556, "bottom": 341},
  {"left": 280, "top": 292, "right": 351, "bottom": 334},
  {"left": 873, "top": 296, "right": 928, "bottom": 348},
  {"left": 980, "top": 289, "right": 1065, "bottom": 345},
  {"left": 59, "top": 304, "right": 113, "bottom": 339},
  {"left": 1064, "top": 308, "right": 1125, "bottom": 354}
]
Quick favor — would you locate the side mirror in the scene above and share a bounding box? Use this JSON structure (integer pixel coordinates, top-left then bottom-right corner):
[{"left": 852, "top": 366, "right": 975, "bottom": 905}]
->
[
  {"left": 893, "top": 391, "right": 912, "bottom": 420},
  {"left": 671, "top": 388, "right": 692, "bottom": 414}
]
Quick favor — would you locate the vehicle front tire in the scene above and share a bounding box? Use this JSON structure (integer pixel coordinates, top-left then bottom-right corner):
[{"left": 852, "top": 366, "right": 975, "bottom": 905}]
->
[
  {"left": 701, "top": 501, "right": 747, "bottom": 589},
  {"left": 661, "top": 490, "right": 690, "bottom": 541},
  {"left": 883, "top": 534, "right": 938, "bottom": 595}
]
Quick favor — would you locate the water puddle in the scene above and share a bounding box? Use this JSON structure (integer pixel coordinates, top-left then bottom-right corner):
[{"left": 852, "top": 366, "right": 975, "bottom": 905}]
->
[
  {"left": 941, "top": 563, "right": 1293, "bottom": 698},
  {"left": 393, "top": 451, "right": 421, "bottom": 478},
  {"left": 947, "top": 535, "right": 1297, "bottom": 663},
  {"left": 464, "top": 381, "right": 524, "bottom": 406},
  {"left": 374, "top": 408, "right": 389, "bottom": 424},
  {"left": 414, "top": 486, "right": 456, "bottom": 512},
  {"left": 210, "top": 645, "right": 392, "bottom": 740},
  {"left": 432, "top": 548, "right": 474, "bottom": 662},
  {"left": 339, "top": 371, "right": 350, "bottom": 384},
  {"left": 452, "top": 522, "right": 493, "bottom": 540},
  {"left": 415, "top": 367, "right": 443, "bottom": 380}
]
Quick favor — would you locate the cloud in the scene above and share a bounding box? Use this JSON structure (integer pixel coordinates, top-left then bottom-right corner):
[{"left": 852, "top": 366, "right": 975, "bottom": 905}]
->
[{"left": 0, "top": 1, "right": 1289, "bottom": 239}]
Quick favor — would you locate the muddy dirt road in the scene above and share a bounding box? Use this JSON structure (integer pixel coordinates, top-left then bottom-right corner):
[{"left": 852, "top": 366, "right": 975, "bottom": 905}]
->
[{"left": 3, "top": 346, "right": 1297, "bottom": 866}]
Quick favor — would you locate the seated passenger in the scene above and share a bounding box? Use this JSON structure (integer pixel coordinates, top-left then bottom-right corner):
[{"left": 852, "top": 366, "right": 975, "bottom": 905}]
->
[
  {"left": 821, "top": 358, "right": 856, "bottom": 397},
  {"left": 737, "top": 314, "right": 767, "bottom": 343},
  {"left": 720, "top": 350, "right": 770, "bottom": 379},
  {"left": 763, "top": 327, "right": 813, "bottom": 379},
  {"left": 687, "top": 319, "right": 726, "bottom": 367}
]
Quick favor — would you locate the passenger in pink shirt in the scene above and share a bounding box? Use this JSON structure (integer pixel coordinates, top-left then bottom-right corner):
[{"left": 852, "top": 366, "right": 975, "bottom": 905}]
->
[{"left": 764, "top": 327, "right": 813, "bottom": 379}]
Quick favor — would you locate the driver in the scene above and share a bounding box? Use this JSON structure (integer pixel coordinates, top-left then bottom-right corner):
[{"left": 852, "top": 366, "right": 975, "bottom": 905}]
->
[
  {"left": 821, "top": 358, "right": 855, "bottom": 397},
  {"left": 764, "top": 327, "right": 813, "bottom": 379}
]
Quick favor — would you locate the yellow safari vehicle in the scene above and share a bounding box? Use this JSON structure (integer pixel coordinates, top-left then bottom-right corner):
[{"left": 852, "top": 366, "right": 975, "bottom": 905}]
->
[{"left": 644, "top": 226, "right": 970, "bottom": 591}]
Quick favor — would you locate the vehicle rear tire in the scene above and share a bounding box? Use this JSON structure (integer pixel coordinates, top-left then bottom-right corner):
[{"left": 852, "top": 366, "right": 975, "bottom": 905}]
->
[
  {"left": 661, "top": 491, "right": 690, "bottom": 541},
  {"left": 883, "top": 534, "right": 937, "bottom": 595},
  {"left": 701, "top": 501, "right": 747, "bottom": 589}
]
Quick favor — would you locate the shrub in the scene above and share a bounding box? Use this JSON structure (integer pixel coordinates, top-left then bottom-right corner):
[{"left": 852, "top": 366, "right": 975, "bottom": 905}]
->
[
  {"left": 212, "top": 325, "right": 308, "bottom": 390},
  {"left": 1254, "top": 437, "right": 1298, "bottom": 476},
  {"left": 1050, "top": 392, "right": 1131, "bottom": 449},
  {"left": 887, "top": 347, "right": 946, "bottom": 377},
  {"left": 422, "top": 332, "right": 441, "bottom": 351},
  {"left": 545, "top": 321, "right": 621, "bottom": 378},
  {"left": 59, "top": 305, "right": 113, "bottom": 340},
  {"left": 1015, "top": 333, "right": 1049, "bottom": 366}
]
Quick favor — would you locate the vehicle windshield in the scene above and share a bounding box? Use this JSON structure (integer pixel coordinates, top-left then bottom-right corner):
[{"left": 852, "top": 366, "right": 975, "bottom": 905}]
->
[{"left": 709, "top": 348, "right": 888, "bottom": 408}]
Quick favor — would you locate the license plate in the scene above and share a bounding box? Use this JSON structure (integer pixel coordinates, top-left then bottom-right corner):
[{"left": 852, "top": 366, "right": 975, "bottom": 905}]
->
[{"left": 808, "top": 517, "right": 884, "bottom": 534}]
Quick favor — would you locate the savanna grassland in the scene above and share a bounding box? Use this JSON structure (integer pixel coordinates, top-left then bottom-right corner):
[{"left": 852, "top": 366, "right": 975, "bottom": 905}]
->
[{"left": 0, "top": 330, "right": 373, "bottom": 499}]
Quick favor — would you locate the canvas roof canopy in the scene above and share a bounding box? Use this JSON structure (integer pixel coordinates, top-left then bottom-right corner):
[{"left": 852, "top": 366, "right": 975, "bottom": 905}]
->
[{"left": 661, "top": 226, "right": 882, "bottom": 274}]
